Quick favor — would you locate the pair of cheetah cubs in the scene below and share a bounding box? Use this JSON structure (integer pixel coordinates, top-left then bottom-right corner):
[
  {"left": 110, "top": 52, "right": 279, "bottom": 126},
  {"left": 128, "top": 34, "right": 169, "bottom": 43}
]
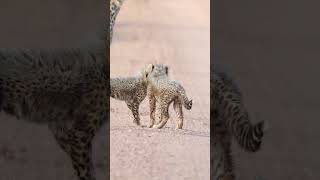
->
[
  {"left": 110, "top": 1, "right": 192, "bottom": 130},
  {"left": 111, "top": 64, "right": 192, "bottom": 129}
]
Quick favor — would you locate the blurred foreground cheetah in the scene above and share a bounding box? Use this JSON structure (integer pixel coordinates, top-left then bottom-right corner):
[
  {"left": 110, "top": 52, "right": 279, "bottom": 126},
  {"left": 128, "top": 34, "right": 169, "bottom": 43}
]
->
[
  {"left": 212, "top": 66, "right": 268, "bottom": 180},
  {"left": 110, "top": 0, "right": 126, "bottom": 43},
  {"left": 0, "top": 48, "right": 108, "bottom": 180},
  {"left": 144, "top": 64, "right": 192, "bottom": 129},
  {"left": 110, "top": 64, "right": 155, "bottom": 126}
]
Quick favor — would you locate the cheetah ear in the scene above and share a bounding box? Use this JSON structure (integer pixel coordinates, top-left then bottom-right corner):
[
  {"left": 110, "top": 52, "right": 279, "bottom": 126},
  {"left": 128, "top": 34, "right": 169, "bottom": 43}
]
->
[
  {"left": 146, "top": 63, "right": 154, "bottom": 72},
  {"left": 144, "top": 68, "right": 149, "bottom": 79},
  {"left": 165, "top": 65, "right": 169, "bottom": 75}
]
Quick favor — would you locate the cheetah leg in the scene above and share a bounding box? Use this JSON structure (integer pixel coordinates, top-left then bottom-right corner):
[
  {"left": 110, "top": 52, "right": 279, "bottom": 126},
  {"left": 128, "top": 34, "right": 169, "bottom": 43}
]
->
[
  {"left": 212, "top": 135, "right": 235, "bottom": 180},
  {"left": 71, "top": 140, "right": 95, "bottom": 180},
  {"left": 148, "top": 95, "right": 156, "bottom": 128},
  {"left": 126, "top": 102, "right": 141, "bottom": 126},
  {"left": 154, "top": 104, "right": 162, "bottom": 125},
  {"left": 153, "top": 102, "right": 169, "bottom": 129},
  {"left": 222, "top": 135, "right": 235, "bottom": 180},
  {"left": 173, "top": 99, "right": 184, "bottom": 130},
  {"left": 212, "top": 137, "right": 223, "bottom": 180},
  {"left": 69, "top": 140, "right": 95, "bottom": 180},
  {"left": 51, "top": 129, "right": 96, "bottom": 180}
]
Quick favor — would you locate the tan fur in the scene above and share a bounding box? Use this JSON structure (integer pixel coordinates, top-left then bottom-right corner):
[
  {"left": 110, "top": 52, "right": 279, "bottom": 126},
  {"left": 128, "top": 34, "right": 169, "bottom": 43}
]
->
[
  {"left": 144, "top": 64, "right": 192, "bottom": 130},
  {"left": 110, "top": 65, "right": 155, "bottom": 126}
]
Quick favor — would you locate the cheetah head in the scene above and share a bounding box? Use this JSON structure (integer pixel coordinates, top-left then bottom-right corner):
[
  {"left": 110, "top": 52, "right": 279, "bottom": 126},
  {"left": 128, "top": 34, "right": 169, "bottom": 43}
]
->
[
  {"left": 142, "top": 63, "right": 170, "bottom": 83},
  {"left": 142, "top": 64, "right": 154, "bottom": 82}
]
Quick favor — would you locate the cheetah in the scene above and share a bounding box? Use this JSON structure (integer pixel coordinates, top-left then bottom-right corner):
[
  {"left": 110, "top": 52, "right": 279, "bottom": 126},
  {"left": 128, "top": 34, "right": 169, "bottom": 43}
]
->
[
  {"left": 144, "top": 64, "right": 192, "bottom": 130},
  {"left": 212, "top": 66, "right": 268, "bottom": 180},
  {"left": 110, "top": 64, "right": 154, "bottom": 126},
  {"left": 110, "top": 0, "right": 126, "bottom": 43},
  {"left": 0, "top": 48, "right": 108, "bottom": 180}
]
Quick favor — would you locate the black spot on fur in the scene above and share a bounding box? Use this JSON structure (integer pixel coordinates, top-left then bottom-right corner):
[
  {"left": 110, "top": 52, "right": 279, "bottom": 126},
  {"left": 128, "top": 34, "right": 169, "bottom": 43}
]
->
[{"left": 80, "top": 137, "right": 88, "bottom": 144}]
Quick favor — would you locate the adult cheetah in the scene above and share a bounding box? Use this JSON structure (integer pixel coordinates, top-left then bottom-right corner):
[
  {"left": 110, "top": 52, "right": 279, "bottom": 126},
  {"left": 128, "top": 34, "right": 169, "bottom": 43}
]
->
[
  {"left": 0, "top": 47, "right": 108, "bottom": 180},
  {"left": 212, "top": 66, "right": 268, "bottom": 180}
]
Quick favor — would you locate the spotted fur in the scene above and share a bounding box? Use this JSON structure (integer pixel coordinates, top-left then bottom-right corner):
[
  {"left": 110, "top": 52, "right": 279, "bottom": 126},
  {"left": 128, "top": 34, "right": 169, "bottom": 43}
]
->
[
  {"left": 110, "top": 0, "right": 126, "bottom": 43},
  {"left": 212, "top": 67, "right": 267, "bottom": 180},
  {"left": 110, "top": 65, "right": 155, "bottom": 126},
  {"left": 0, "top": 48, "right": 108, "bottom": 180},
  {"left": 145, "top": 64, "right": 192, "bottom": 130}
]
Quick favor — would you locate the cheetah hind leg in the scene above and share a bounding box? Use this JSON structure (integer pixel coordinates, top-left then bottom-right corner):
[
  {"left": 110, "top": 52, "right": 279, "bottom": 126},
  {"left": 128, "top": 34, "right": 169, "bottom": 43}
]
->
[
  {"left": 52, "top": 130, "right": 96, "bottom": 180},
  {"left": 173, "top": 99, "right": 184, "bottom": 130},
  {"left": 126, "top": 102, "right": 141, "bottom": 126},
  {"left": 152, "top": 103, "right": 169, "bottom": 129},
  {"left": 153, "top": 104, "right": 162, "bottom": 126}
]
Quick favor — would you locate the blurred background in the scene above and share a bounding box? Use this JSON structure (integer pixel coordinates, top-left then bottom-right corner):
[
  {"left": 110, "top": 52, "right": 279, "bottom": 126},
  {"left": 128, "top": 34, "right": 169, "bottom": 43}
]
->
[
  {"left": 214, "top": 0, "right": 320, "bottom": 179},
  {"left": 0, "top": 0, "right": 107, "bottom": 179},
  {"left": 0, "top": 0, "right": 105, "bottom": 47}
]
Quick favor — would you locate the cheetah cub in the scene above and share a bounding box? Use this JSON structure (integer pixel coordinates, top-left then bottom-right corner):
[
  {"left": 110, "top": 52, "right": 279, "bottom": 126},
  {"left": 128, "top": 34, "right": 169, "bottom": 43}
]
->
[
  {"left": 110, "top": 64, "right": 155, "bottom": 126},
  {"left": 144, "top": 64, "right": 192, "bottom": 130}
]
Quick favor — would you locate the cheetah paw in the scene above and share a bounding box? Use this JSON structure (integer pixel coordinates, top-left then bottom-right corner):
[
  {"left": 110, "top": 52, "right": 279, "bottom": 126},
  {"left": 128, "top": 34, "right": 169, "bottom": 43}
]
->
[
  {"left": 133, "top": 122, "right": 141, "bottom": 126},
  {"left": 152, "top": 125, "right": 161, "bottom": 129}
]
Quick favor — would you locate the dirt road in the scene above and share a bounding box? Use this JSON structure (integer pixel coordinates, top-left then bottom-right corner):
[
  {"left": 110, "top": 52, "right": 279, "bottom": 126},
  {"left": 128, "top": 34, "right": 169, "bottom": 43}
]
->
[{"left": 110, "top": 0, "right": 210, "bottom": 179}]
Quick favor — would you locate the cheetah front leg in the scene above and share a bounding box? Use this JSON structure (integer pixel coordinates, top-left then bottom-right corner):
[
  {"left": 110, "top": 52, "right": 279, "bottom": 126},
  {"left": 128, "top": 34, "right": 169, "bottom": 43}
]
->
[
  {"left": 69, "top": 140, "right": 95, "bottom": 180},
  {"left": 222, "top": 136, "right": 235, "bottom": 180},
  {"left": 51, "top": 129, "right": 96, "bottom": 180},
  {"left": 148, "top": 94, "right": 156, "bottom": 128},
  {"left": 212, "top": 134, "right": 235, "bottom": 180},
  {"left": 173, "top": 99, "right": 184, "bottom": 130}
]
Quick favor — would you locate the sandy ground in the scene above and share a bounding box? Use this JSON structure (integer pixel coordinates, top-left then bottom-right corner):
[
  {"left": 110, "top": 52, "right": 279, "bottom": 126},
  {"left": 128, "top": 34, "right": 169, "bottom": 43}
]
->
[
  {"left": 110, "top": 0, "right": 210, "bottom": 180},
  {"left": 214, "top": 1, "right": 320, "bottom": 179}
]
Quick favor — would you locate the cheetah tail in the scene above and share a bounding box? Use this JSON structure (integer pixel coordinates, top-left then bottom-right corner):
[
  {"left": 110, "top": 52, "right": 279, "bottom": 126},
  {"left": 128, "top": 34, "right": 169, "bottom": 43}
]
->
[
  {"left": 180, "top": 92, "right": 192, "bottom": 110},
  {"left": 233, "top": 119, "right": 267, "bottom": 152}
]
